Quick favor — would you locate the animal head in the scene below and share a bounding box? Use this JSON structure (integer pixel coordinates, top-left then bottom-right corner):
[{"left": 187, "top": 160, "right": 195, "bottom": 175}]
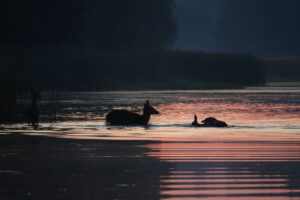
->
[
  {"left": 192, "top": 115, "right": 199, "bottom": 126},
  {"left": 144, "top": 100, "right": 159, "bottom": 115}
]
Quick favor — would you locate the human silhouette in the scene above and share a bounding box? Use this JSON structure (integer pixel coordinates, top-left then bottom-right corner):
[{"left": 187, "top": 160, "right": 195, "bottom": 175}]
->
[{"left": 27, "top": 90, "right": 40, "bottom": 129}]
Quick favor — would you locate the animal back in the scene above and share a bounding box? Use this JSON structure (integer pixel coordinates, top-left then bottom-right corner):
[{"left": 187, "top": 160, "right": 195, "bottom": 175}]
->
[
  {"left": 216, "top": 120, "right": 228, "bottom": 127},
  {"left": 106, "top": 110, "right": 144, "bottom": 125}
]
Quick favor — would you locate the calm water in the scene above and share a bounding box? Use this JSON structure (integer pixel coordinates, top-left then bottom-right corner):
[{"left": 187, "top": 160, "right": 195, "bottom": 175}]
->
[{"left": 1, "top": 88, "right": 300, "bottom": 199}]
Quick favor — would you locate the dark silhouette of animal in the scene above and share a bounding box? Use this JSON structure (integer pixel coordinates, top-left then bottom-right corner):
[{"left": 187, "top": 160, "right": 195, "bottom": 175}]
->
[
  {"left": 106, "top": 100, "right": 159, "bottom": 125},
  {"left": 192, "top": 115, "right": 205, "bottom": 127},
  {"left": 27, "top": 90, "right": 40, "bottom": 129},
  {"left": 192, "top": 115, "right": 228, "bottom": 127}
]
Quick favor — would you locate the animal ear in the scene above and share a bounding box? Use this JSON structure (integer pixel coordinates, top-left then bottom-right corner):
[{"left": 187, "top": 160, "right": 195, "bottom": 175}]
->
[{"left": 146, "top": 100, "right": 149, "bottom": 105}]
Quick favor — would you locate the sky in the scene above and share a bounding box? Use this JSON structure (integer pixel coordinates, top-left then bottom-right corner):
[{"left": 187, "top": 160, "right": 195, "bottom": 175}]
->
[
  {"left": 174, "top": 0, "right": 221, "bottom": 52},
  {"left": 1, "top": 0, "right": 299, "bottom": 57},
  {"left": 173, "top": 0, "right": 300, "bottom": 57}
]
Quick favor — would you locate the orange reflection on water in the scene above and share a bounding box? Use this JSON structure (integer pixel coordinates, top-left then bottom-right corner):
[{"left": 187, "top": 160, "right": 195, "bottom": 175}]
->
[
  {"left": 153, "top": 100, "right": 300, "bottom": 127},
  {"left": 2, "top": 90, "right": 300, "bottom": 200},
  {"left": 161, "top": 197, "right": 297, "bottom": 200},
  {"left": 161, "top": 178, "right": 288, "bottom": 183},
  {"left": 146, "top": 142, "right": 300, "bottom": 162},
  {"left": 145, "top": 140, "right": 300, "bottom": 200},
  {"left": 160, "top": 189, "right": 300, "bottom": 195},
  {"left": 162, "top": 183, "right": 288, "bottom": 189}
]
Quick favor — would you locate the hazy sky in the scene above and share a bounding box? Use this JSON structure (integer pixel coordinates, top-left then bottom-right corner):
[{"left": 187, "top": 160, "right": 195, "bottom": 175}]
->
[
  {"left": 174, "top": 0, "right": 221, "bottom": 52},
  {"left": 1, "top": 0, "right": 299, "bottom": 57},
  {"left": 173, "top": 0, "right": 300, "bottom": 57}
]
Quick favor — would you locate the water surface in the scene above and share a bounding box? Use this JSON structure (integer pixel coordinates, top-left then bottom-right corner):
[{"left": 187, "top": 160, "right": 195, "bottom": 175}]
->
[{"left": 1, "top": 88, "right": 300, "bottom": 199}]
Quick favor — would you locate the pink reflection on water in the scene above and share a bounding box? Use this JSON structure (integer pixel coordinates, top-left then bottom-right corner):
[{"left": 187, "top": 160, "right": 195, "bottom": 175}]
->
[
  {"left": 153, "top": 99, "right": 300, "bottom": 127},
  {"left": 145, "top": 140, "right": 300, "bottom": 200},
  {"left": 162, "top": 183, "right": 288, "bottom": 189},
  {"left": 161, "top": 178, "right": 288, "bottom": 183},
  {"left": 160, "top": 189, "right": 300, "bottom": 195},
  {"left": 1, "top": 90, "right": 300, "bottom": 200},
  {"left": 160, "top": 197, "right": 297, "bottom": 200}
]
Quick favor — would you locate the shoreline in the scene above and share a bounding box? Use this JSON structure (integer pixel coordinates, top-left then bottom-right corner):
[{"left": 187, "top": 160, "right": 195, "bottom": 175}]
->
[
  {"left": 1, "top": 133, "right": 300, "bottom": 199},
  {"left": 0, "top": 133, "right": 172, "bottom": 200}
]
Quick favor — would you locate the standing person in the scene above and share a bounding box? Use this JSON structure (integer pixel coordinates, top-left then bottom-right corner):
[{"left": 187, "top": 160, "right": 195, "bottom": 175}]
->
[{"left": 27, "top": 90, "right": 40, "bottom": 129}]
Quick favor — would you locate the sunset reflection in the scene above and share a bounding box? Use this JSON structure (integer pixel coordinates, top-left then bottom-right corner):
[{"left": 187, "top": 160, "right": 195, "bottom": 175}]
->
[
  {"left": 145, "top": 140, "right": 300, "bottom": 199},
  {"left": 1, "top": 90, "right": 300, "bottom": 199}
]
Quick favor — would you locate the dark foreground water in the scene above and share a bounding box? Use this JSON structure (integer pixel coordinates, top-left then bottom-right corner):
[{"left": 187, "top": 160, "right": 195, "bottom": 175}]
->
[{"left": 0, "top": 88, "right": 300, "bottom": 199}]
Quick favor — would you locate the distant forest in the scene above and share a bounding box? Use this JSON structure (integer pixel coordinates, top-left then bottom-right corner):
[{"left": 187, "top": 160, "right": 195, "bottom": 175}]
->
[
  {"left": 265, "top": 58, "right": 300, "bottom": 82},
  {"left": 0, "top": 51, "right": 266, "bottom": 91},
  {"left": 0, "top": 0, "right": 266, "bottom": 91},
  {"left": 0, "top": 0, "right": 267, "bottom": 122}
]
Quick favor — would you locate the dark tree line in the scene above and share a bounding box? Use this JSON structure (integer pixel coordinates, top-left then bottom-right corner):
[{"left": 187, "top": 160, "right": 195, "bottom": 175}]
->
[
  {"left": 22, "top": 51, "right": 265, "bottom": 90},
  {"left": 0, "top": 0, "right": 268, "bottom": 123},
  {"left": 0, "top": 0, "right": 177, "bottom": 122},
  {"left": 216, "top": 0, "right": 300, "bottom": 56}
]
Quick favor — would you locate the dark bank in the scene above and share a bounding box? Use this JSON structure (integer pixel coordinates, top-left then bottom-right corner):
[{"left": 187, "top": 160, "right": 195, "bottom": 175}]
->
[{"left": 0, "top": 134, "right": 173, "bottom": 200}]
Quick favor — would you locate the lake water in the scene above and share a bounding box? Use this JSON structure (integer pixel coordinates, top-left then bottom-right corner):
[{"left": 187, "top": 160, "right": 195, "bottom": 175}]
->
[{"left": 1, "top": 88, "right": 300, "bottom": 199}]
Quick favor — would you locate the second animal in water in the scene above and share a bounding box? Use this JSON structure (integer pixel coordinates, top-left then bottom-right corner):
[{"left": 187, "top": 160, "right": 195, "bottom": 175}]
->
[{"left": 192, "top": 115, "right": 228, "bottom": 127}]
